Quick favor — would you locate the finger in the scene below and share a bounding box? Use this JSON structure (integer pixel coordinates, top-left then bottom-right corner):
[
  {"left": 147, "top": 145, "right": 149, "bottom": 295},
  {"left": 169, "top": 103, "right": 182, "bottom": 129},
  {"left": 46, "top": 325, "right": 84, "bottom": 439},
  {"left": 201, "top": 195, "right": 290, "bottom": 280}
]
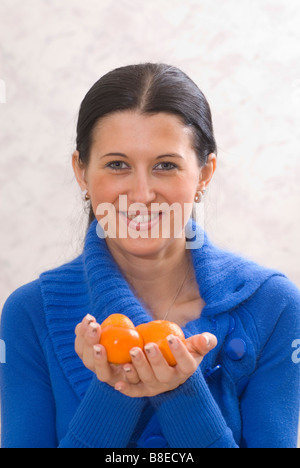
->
[
  {"left": 93, "top": 344, "right": 114, "bottom": 383},
  {"left": 75, "top": 316, "right": 98, "bottom": 360},
  {"left": 84, "top": 321, "right": 101, "bottom": 344},
  {"left": 81, "top": 322, "right": 101, "bottom": 371},
  {"left": 75, "top": 333, "right": 84, "bottom": 358},
  {"left": 74, "top": 322, "right": 89, "bottom": 358},
  {"left": 129, "top": 347, "right": 156, "bottom": 385},
  {"left": 167, "top": 335, "right": 198, "bottom": 375},
  {"left": 143, "top": 343, "right": 174, "bottom": 383},
  {"left": 115, "top": 380, "right": 146, "bottom": 398},
  {"left": 75, "top": 323, "right": 82, "bottom": 337},
  {"left": 123, "top": 364, "right": 141, "bottom": 385},
  {"left": 186, "top": 333, "right": 217, "bottom": 359},
  {"left": 75, "top": 314, "right": 96, "bottom": 338},
  {"left": 83, "top": 314, "right": 96, "bottom": 330}
]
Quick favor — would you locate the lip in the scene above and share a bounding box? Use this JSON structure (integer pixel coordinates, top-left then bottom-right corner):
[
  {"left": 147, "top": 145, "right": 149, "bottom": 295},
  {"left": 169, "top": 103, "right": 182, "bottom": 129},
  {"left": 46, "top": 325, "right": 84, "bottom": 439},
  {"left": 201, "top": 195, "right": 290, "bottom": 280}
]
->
[
  {"left": 127, "top": 212, "right": 155, "bottom": 216},
  {"left": 119, "top": 211, "right": 163, "bottom": 231}
]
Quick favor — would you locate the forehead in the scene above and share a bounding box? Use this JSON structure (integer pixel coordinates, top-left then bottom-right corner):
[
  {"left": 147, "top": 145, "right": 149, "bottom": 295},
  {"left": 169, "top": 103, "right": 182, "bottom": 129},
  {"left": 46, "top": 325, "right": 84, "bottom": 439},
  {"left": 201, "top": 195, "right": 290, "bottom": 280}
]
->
[{"left": 91, "top": 111, "right": 195, "bottom": 156}]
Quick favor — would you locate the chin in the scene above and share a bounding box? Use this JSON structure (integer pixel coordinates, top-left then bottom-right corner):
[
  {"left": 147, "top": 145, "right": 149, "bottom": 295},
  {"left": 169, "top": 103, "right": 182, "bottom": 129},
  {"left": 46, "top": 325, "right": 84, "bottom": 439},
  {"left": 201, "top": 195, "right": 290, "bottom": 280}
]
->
[{"left": 106, "top": 235, "right": 182, "bottom": 259}]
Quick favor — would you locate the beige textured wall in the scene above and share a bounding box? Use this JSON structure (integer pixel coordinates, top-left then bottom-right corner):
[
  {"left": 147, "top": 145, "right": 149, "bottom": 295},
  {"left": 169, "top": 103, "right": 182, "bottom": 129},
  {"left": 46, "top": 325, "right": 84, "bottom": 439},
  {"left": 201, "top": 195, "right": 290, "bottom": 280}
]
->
[
  {"left": 0, "top": 0, "right": 299, "bottom": 446},
  {"left": 1, "top": 0, "right": 300, "bottom": 307}
]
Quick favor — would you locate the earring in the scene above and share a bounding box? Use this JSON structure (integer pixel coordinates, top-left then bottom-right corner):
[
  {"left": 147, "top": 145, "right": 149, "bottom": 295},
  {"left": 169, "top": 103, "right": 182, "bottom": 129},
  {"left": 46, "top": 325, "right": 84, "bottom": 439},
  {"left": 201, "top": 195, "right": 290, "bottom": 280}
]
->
[
  {"left": 194, "top": 188, "right": 206, "bottom": 204},
  {"left": 194, "top": 191, "right": 203, "bottom": 203},
  {"left": 82, "top": 189, "right": 90, "bottom": 201}
]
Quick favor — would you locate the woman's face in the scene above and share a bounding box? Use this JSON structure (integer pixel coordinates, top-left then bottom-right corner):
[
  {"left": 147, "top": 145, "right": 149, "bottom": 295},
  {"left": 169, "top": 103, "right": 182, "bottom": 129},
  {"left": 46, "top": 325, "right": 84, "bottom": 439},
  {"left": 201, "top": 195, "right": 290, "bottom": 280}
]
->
[{"left": 73, "top": 110, "right": 215, "bottom": 258}]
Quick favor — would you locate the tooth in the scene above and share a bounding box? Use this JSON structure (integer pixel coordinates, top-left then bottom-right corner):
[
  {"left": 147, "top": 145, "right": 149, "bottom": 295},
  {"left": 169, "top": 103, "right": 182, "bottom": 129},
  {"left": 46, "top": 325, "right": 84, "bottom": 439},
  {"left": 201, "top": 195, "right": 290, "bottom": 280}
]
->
[{"left": 126, "top": 212, "right": 160, "bottom": 223}]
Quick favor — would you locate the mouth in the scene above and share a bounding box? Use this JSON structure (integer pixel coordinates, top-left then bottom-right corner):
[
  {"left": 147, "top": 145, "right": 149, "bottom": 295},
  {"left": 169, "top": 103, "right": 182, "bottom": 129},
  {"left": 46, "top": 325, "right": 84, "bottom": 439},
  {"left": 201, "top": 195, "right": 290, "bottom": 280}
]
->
[{"left": 119, "top": 211, "right": 163, "bottom": 231}]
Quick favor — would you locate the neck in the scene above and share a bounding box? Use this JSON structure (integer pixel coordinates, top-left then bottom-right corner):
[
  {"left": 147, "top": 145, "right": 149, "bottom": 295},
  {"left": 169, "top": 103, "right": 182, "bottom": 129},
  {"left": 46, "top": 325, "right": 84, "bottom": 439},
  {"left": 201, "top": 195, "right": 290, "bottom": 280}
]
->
[{"left": 105, "top": 238, "right": 192, "bottom": 318}]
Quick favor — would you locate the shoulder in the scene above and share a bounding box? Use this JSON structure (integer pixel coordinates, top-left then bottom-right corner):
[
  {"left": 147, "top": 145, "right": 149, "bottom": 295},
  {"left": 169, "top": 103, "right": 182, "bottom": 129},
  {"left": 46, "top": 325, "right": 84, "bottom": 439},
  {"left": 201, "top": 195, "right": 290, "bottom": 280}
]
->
[
  {"left": 250, "top": 274, "right": 300, "bottom": 323},
  {"left": 242, "top": 274, "right": 300, "bottom": 351},
  {"left": 194, "top": 228, "right": 292, "bottom": 315},
  {"left": 0, "top": 279, "right": 48, "bottom": 360},
  {"left": 1, "top": 254, "right": 83, "bottom": 321},
  {"left": 1, "top": 279, "right": 44, "bottom": 325},
  {"left": 255, "top": 272, "right": 300, "bottom": 297},
  {"left": 1, "top": 255, "right": 84, "bottom": 342},
  {"left": 39, "top": 255, "right": 85, "bottom": 292}
]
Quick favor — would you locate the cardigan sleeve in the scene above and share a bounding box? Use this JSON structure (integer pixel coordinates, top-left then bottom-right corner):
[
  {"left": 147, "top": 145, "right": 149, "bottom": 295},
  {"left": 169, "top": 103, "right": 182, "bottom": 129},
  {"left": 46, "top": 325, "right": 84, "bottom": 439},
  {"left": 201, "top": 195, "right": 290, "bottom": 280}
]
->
[
  {"left": 0, "top": 282, "right": 146, "bottom": 448},
  {"left": 239, "top": 276, "right": 300, "bottom": 448},
  {"left": 59, "top": 375, "right": 146, "bottom": 448},
  {"left": 151, "top": 367, "right": 239, "bottom": 448},
  {"left": 0, "top": 283, "right": 58, "bottom": 448}
]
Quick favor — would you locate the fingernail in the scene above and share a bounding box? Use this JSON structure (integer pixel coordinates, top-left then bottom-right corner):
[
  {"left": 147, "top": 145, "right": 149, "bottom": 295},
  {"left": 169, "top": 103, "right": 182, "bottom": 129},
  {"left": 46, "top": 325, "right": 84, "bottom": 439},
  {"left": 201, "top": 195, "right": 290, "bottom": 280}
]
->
[
  {"left": 83, "top": 314, "right": 94, "bottom": 329},
  {"left": 167, "top": 334, "right": 179, "bottom": 349},
  {"left": 93, "top": 345, "right": 102, "bottom": 356},
  {"left": 144, "top": 343, "right": 156, "bottom": 356},
  {"left": 123, "top": 365, "right": 131, "bottom": 373},
  {"left": 130, "top": 348, "right": 140, "bottom": 359},
  {"left": 203, "top": 333, "right": 211, "bottom": 346},
  {"left": 115, "top": 383, "right": 123, "bottom": 391},
  {"left": 88, "top": 322, "right": 98, "bottom": 336}
]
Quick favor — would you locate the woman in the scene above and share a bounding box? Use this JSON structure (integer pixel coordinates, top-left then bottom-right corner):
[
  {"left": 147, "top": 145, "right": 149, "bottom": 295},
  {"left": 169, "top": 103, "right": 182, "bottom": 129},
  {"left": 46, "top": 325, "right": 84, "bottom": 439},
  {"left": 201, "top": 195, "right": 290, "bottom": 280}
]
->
[{"left": 1, "top": 63, "right": 299, "bottom": 448}]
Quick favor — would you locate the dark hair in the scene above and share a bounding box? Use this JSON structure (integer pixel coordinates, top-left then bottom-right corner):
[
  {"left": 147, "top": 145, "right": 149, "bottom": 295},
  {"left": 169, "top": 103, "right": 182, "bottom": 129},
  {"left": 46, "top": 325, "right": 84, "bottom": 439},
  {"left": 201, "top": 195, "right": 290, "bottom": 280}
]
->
[{"left": 75, "top": 63, "right": 217, "bottom": 226}]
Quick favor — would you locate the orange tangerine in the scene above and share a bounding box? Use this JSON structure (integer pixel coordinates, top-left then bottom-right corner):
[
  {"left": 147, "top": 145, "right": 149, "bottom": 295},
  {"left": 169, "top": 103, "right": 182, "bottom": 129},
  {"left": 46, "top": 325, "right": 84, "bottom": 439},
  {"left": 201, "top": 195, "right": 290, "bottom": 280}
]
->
[
  {"left": 100, "top": 314, "right": 143, "bottom": 365},
  {"left": 101, "top": 313, "right": 135, "bottom": 330},
  {"left": 136, "top": 320, "right": 186, "bottom": 366}
]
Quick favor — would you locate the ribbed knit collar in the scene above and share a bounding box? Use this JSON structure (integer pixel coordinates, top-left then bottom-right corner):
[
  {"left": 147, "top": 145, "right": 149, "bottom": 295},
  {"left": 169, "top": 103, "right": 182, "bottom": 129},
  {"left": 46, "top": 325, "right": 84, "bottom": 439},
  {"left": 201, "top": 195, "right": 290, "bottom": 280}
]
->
[
  {"left": 40, "top": 218, "right": 284, "bottom": 399},
  {"left": 83, "top": 218, "right": 284, "bottom": 319},
  {"left": 82, "top": 220, "right": 152, "bottom": 327}
]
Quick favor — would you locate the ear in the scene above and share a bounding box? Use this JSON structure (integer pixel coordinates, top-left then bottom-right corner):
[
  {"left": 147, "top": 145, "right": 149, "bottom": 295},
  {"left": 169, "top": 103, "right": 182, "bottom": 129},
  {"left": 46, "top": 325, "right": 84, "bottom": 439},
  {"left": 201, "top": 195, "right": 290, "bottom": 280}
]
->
[
  {"left": 197, "top": 153, "right": 217, "bottom": 191},
  {"left": 72, "top": 150, "right": 88, "bottom": 192}
]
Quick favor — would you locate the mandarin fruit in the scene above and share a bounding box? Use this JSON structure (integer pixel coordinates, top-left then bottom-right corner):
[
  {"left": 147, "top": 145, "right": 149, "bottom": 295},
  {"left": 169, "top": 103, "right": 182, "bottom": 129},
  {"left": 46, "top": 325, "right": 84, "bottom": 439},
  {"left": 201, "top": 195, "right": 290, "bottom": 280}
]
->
[
  {"left": 101, "top": 313, "right": 135, "bottom": 330},
  {"left": 136, "top": 320, "right": 186, "bottom": 366},
  {"left": 100, "top": 314, "right": 143, "bottom": 365}
]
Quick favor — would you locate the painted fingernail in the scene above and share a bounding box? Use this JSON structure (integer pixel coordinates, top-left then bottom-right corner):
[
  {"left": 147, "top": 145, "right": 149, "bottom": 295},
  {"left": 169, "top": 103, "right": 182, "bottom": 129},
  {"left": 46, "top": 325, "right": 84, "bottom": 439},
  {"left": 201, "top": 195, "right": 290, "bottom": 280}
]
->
[
  {"left": 83, "top": 314, "right": 94, "bottom": 329},
  {"left": 88, "top": 322, "right": 98, "bottom": 336},
  {"left": 130, "top": 348, "right": 140, "bottom": 359},
  {"left": 93, "top": 345, "right": 102, "bottom": 356},
  {"left": 203, "top": 333, "right": 211, "bottom": 346},
  {"left": 145, "top": 343, "right": 156, "bottom": 356},
  {"left": 167, "top": 334, "right": 179, "bottom": 349}
]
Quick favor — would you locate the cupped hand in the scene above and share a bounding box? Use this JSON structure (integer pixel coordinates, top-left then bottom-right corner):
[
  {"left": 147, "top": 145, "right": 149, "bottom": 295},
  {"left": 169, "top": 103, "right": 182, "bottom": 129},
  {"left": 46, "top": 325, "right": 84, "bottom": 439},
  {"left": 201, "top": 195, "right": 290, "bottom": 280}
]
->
[
  {"left": 75, "top": 314, "right": 217, "bottom": 397},
  {"left": 113, "top": 332, "right": 217, "bottom": 397},
  {"left": 75, "top": 314, "right": 141, "bottom": 388}
]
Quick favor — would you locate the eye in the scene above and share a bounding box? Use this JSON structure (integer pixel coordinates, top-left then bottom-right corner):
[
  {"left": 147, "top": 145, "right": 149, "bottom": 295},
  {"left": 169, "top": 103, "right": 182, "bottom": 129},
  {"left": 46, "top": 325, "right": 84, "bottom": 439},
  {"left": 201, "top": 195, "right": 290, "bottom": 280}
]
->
[
  {"left": 106, "top": 161, "right": 129, "bottom": 171},
  {"left": 154, "top": 162, "right": 178, "bottom": 171}
]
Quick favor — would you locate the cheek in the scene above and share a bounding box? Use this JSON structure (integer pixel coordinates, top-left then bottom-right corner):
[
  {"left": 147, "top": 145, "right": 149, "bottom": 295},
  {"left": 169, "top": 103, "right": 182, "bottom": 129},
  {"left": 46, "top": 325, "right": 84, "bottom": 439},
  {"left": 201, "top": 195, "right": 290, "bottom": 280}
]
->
[
  {"left": 164, "top": 180, "right": 197, "bottom": 227},
  {"left": 172, "top": 172, "right": 199, "bottom": 221},
  {"left": 88, "top": 174, "right": 118, "bottom": 201},
  {"left": 170, "top": 174, "right": 198, "bottom": 202},
  {"left": 87, "top": 176, "right": 114, "bottom": 219}
]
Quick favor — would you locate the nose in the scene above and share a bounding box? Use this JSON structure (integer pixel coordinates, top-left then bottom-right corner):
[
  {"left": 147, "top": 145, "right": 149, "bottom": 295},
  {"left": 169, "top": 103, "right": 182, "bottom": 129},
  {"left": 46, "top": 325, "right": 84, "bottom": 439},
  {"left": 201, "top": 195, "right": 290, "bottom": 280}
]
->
[{"left": 127, "top": 171, "right": 156, "bottom": 205}]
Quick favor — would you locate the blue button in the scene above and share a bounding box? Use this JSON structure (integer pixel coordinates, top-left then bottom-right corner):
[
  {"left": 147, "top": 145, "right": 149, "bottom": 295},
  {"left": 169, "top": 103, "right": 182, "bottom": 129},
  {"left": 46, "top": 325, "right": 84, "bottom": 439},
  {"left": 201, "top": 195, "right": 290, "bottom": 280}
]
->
[
  {"left": 144, "top": 436, "right": 168, "bottom": 448},
  {"left": 226, "top": 338, "right": 247, "bottom": 361}
]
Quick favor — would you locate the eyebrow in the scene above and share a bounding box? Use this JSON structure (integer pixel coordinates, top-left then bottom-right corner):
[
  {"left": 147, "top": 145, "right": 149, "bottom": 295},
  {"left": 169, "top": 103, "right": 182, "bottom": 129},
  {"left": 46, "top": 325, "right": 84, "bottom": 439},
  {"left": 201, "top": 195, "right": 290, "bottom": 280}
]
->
[{"left": 100, "top": 152, "right": 184, "bottom": 159}]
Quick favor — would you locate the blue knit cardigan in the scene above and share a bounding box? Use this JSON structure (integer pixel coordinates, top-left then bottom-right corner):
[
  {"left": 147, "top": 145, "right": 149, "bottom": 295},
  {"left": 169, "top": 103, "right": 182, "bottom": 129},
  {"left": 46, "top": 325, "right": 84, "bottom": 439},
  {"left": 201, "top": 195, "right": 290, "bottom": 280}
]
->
[{"left": 1, "top": 219, "right": 300, "bottom": 448}]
